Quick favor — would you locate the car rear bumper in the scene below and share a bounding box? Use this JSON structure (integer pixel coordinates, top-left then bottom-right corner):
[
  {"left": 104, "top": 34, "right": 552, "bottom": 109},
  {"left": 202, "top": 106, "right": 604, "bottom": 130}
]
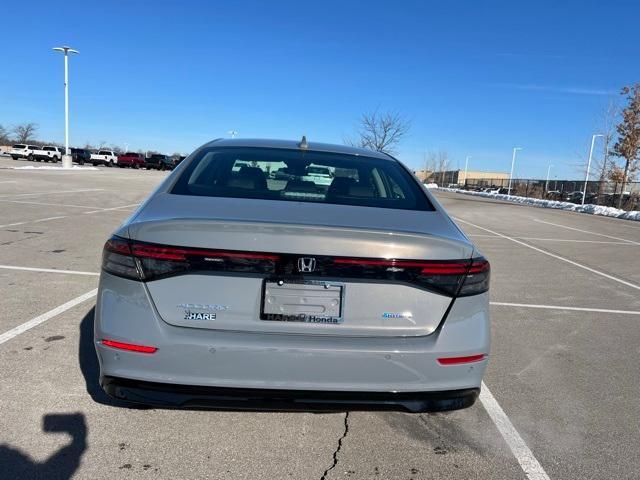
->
[
  {"left": 101, "top": 375, "right": 479, "bottom": 412},
  {"left": 95, "top": 273, "right": 490, "bottom": 403}
]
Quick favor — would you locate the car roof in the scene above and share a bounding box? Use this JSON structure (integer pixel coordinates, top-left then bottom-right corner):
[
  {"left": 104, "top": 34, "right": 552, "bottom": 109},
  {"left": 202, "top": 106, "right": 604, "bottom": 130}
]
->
[{"left": 201, "top": 138, "right": 395, "bottom": 161}]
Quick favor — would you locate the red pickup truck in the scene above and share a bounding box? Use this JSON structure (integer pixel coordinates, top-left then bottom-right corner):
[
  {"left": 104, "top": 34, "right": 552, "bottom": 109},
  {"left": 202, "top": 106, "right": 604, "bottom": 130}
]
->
[{"left": 117, "top": 152, "right": 146, "bottom": 168}]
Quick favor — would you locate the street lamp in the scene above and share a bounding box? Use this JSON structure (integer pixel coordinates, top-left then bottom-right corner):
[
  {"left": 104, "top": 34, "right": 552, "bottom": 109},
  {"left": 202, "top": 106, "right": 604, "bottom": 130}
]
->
[
  {"left": 228, "top": 130, "right": 238, "bottom": 139},
  {"left": 463, "top": 156, "right": 471, "bottom": 187},
  {"left": 582, "top": 134, "right": 604, "bottom": 205},
  {"left": 53, "top": 46, "right": 79, "bottom": 169},
  {"left": 507, "top": 147, "right": 523, "bottom": 195},
  {"left": 545, "top": 164, "right": 553, "bottom": 193}
]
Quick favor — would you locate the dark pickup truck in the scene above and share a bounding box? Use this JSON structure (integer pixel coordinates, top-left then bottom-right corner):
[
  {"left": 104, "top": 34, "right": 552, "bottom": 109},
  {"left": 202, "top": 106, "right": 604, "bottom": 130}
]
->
[{"left": 144, "top": 154, "right": 174, "bottom": 171}]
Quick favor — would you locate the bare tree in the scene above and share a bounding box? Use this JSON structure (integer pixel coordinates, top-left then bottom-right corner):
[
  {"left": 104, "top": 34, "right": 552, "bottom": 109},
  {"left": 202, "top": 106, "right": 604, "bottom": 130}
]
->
[
  {"left": 346, "top": 110, "right": 410, "bottom": 154},
  {"left": 12, "top": 123, "right": 38, "bottom": 143},
  {"left": 611, "top": 84, "right": 640, "bottom": 208},
  {"left": 0, "top": 124, "right": 10, "bottom": 145},
  {"left": 436, "top": 151, "right": 450, "bottom": 185},
  {"left": 591, "top": 101, "right": 619, "bottom": 197}
]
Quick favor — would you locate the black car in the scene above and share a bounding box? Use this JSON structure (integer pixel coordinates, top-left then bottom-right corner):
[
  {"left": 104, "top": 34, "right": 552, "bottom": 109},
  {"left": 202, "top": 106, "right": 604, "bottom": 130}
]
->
[
  {"left": 70, "top": 148, "right": 92, "bottom": 165},
  {"left": 144, "top": 154, "right": 174, "bottom": 171}
]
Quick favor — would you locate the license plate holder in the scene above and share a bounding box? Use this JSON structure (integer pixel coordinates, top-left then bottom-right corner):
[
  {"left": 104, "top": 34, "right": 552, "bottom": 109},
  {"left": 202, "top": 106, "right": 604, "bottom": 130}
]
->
[{"left": 261, "top": 279, "right": 344, "bottom": 324}]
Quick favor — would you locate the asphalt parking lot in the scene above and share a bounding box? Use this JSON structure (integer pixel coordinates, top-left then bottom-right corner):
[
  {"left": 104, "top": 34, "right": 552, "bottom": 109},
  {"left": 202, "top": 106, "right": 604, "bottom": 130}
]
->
[{"left": 1, "top": 156, "right": 639, "bottom": 479}]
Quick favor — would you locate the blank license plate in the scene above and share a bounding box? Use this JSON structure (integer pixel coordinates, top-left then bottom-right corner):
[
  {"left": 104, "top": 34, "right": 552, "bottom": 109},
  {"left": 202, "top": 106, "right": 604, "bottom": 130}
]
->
[{"left": 261, "top": 280, "right": 344, "bottom": 324}]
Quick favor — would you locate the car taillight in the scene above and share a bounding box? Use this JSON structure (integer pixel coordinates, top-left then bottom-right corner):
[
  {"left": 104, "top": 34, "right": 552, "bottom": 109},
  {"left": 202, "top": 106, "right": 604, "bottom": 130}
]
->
[
  {"left": 102, "top": 237, "right": 140, "bottom": 280},
  {"left": 332, "top": 257, "right": 490, "bottom": 297},
  {"left": 101, "top": 236, "right": 279, "bottom": 281}
]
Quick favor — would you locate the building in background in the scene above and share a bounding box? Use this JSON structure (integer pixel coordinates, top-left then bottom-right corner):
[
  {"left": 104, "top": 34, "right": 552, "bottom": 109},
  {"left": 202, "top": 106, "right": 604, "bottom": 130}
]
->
[{"left": 416, "top": 169, "right": 509, "bottom": 186}]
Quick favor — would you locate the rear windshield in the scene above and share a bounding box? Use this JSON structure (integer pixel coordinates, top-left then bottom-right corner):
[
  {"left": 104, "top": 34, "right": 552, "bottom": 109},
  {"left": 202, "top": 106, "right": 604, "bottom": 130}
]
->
[
  {"left": 43, "top": 146, "right": 55, "bottom": 151},
  {"left": 171, "top": 147, "right": 433, "bottom": 211},
  {"left": 13, "top": 144, "right": 26, "bottom": 149}
]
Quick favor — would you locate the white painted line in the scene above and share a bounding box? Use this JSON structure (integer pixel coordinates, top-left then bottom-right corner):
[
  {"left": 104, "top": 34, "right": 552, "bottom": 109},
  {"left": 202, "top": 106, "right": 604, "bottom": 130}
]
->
[
  {"left": 0, "top": 203, "right": 139, "bottom": 229},
  {"left": 0, "top": 199, "right": 102, "bottom": 209},
  {"left": 83, "top": 203, "right": 139, "bottom": 214},
  {"left": 454, "top": 217, "right": 640, "bottom": 291},
  {"left": 480, "top": 382, "right": 551, "bottom": 480},
  {"left": 0, "top": 289, "right": 97, "bottom": 346},
  {"left": 533, "top": 219, "right": 640, "bottom": 246},
  {"left": 0, "top": 188, "right": 104, "bottom": 199},
  {"left": 470, "top": 234, "right": 631, "bottom": 245},
  {"left": 0, "top": 215, "right": 68, "bottom": 229},
  {"left": 0, "top": 180, "right": 17, "bottom": 184},
  {"left": 491, "top": 301, "right": 640, "bottom": 315},
  {"left": 0, "top": 265, "right": 99, "bottom": 276}
]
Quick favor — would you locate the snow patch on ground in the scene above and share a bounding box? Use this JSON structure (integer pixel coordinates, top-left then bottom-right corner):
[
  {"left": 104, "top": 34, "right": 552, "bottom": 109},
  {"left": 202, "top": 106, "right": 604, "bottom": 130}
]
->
[
  {"left": 10, "top": 165, "right": 100, "bottom": 171},
  {"left": 439, "top": 187, "right": 640, "bottom": 222}
]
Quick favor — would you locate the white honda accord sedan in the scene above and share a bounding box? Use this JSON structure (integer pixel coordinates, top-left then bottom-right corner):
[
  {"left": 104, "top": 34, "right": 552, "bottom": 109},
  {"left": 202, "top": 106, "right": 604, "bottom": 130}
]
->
[{"left": 95, "top": 138, "right": 490, "bottom": 412}]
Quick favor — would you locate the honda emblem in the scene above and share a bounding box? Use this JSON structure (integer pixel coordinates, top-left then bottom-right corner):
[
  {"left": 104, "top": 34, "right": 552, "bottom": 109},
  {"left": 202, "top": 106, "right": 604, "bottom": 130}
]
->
[{"left": 297, "top": 257, "right": 317, "bottom": 273}]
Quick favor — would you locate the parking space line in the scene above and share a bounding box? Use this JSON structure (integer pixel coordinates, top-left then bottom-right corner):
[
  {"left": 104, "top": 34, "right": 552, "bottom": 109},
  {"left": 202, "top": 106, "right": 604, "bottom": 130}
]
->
[
  {"left": 491, "top": 302, "right": 640, "bottom": 315},
  {"left": 454, "top": 217, "right": 640, "bottom": 291},
  {"left": 0, "top": 289, "right": 97, "bottom": 346},
  {"left": 0, "top": 180, "right": 18, "bottom": 184},
  {"left": 533, "top": 219, "right": 640, "bottom": 246},
  {"left": 83, "top": 203, "right": 139, "bottom": 214},
  {"left": 0, "top": 204, "right": 140, "bottom": 229},
  {"left": 470, "top": 234, "right": 631, "bottom": 245},
  {"left": 0, "top": 265, "right": 99, "bottom": 276},
  {"left": 0, "top": 216, "right": 67, "bottom": 229},
  {"left": 480, "top": 382, "right": 551, "bottom": 480},
  {"left": 0, "top": 199, "right": 104, "bottom": 209},
  {"left": 0, "top": 188, "right": 104, "bottom": 199}
]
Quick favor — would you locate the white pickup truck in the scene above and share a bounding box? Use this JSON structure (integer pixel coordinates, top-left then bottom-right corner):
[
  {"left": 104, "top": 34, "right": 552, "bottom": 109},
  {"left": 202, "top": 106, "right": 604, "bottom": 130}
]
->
[
  {"left": 33, "top": 145, "right": 64, "bottom": 162},
  {"left": 90, "top": 149, "right": 118, "bottom": 166}
]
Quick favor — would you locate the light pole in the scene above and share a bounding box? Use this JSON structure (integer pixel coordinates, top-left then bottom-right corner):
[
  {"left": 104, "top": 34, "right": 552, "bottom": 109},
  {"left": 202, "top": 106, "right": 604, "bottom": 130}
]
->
[
  {"left": 53, "top": 46, "right": 79, "bottom": 169},
  {"left": 582, "top": 134, "right": 604, "bottom": 205},
  {"left": 228, "top": 130, "right": 238, "bottom": 139},
  {"left": 463, "top": 156, "right": 471, "bottom": 188},
  {"left": 507, "top": 147, "right": 522, "bottom": 195},
  {"left": 545, "top": 164, "right": 553, "bottom": 193}
]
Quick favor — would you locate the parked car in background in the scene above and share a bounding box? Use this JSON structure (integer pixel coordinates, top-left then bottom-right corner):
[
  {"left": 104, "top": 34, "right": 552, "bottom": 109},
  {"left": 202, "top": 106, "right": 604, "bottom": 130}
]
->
[
  {"left": 144, "top": 154, "right": 174, "bottom": 170},
  {"left": 303, "top": 166, "right": 333, "bottom": 186},
  {"left": 10, "top": 144, "right": 38, "bottom": 160},
  {"left": 117, "top": 152, "right": 146, "bottom": 168},
  {"left": 33, "top": 145, "right": 63, "bottom": 163},
  {"left": 91, "top": 150, "right": 118, "bottom": 167},
  {"left": 70, "top": 148, "right": 93, "bottom": 165}
]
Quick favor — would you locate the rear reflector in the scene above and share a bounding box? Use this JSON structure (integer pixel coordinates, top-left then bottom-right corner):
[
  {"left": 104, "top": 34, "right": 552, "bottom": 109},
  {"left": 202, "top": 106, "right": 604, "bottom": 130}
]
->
[
  {"left": 102, "top": 339, "right": 158, "bottom": 354},
  {"left": 437, "top": 354, "right": 486, "bottom": 365}
]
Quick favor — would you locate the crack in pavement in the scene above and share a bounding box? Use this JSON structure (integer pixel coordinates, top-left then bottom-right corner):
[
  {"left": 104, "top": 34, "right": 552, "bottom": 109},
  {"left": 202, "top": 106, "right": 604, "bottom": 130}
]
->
[{"left": 320, "top": 412, "right": 350, "bottom": 480}]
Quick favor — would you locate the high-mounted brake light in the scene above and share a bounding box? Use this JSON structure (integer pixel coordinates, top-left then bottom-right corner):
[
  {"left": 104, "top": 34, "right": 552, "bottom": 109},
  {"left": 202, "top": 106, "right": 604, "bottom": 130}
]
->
[{"left": 102, "top": 339, "right": 157, "bottom": 354}]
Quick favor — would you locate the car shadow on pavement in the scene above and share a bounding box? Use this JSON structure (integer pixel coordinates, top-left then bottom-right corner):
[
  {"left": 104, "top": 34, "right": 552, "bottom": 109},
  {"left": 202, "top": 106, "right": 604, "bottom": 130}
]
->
[
  {"left": 0, "top": 412, "right": 87, "bottom": 480},
  {"left": 78, "top": 306, "right": 129, "bottom": 408}
]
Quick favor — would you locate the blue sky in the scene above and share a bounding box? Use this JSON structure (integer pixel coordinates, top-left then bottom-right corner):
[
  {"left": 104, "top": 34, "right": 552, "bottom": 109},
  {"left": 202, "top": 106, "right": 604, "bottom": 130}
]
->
[{"left": 2, "top": 0, "right": 638, "bottom": 179}]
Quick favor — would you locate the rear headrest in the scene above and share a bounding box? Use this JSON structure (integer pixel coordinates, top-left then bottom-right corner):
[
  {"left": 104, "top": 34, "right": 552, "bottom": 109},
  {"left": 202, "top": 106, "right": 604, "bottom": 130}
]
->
[
  {"left": 348, "top": 183, "right": 375, "bottom": 197},
  {"left": 227, "top": 176, "right": 260, "bottom": 189},
  {"left": 231, "top": 166, "right": 267, "bottom": 189},
  {"left": 327, "top": 177, "right": 357, "bottom": 197},
  {"left": 284, "top": 179, "right": 318, "bottom": 193}
]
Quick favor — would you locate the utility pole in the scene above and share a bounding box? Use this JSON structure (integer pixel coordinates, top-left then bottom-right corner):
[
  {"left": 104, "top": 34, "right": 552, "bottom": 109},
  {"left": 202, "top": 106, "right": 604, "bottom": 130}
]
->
[
  {"left": 507, "top": 147, "right": 523, "bottom": 195},
  {"left": 582, "top": 134, "right": 604, "bottom": 205},
  {"left": 53, "top": 46, "right": 79, "bottom": 169}
]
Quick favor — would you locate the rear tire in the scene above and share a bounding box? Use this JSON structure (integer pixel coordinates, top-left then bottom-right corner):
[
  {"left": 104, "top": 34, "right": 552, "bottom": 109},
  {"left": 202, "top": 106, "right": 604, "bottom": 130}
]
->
[
  {"left": 28, "top": 154, "right": 34, "bottom": 161},
  {"left": 108, "top": 160, "right": 114, "bottom": 167}
]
